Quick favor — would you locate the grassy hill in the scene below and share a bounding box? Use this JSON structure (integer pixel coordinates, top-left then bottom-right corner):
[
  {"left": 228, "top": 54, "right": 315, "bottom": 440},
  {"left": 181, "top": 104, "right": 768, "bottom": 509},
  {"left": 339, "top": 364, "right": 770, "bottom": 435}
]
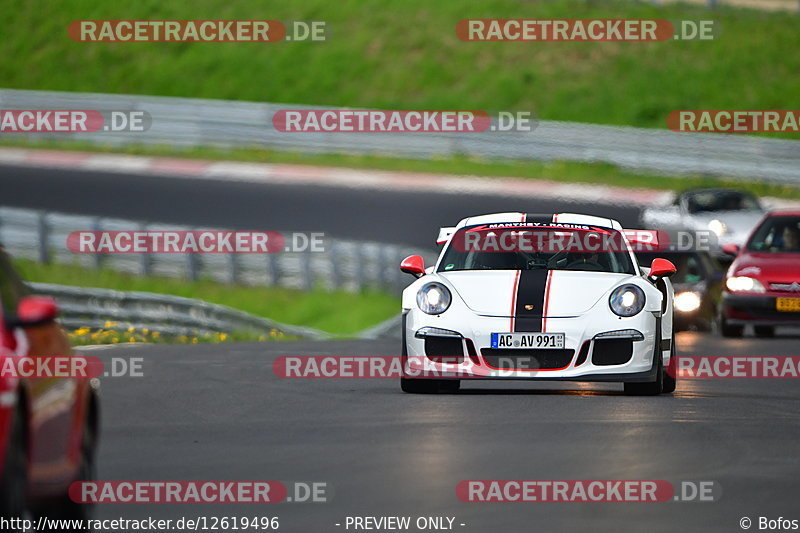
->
[{"left": 3, "top": 0, "right": 798, "bottom": 134}]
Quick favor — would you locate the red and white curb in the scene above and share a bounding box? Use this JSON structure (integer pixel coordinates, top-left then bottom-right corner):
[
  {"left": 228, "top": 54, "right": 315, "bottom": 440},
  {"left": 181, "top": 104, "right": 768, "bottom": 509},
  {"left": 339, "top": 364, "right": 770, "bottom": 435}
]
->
[{"left": 1, "top": 147, "right": 797, "bottom": 208}]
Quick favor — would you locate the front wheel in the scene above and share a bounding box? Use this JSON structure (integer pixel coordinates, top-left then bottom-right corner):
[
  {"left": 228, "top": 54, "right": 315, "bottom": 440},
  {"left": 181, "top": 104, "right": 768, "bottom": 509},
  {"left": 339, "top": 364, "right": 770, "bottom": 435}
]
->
[
  {"left": 624, "top": 328, "right": 665, "bottom": 396},
  {"left": 624, "top": 357, "right": 664, "bottom": 396},
  {"left": 663, "top": 338, "right": 677, "bottom": 394}
]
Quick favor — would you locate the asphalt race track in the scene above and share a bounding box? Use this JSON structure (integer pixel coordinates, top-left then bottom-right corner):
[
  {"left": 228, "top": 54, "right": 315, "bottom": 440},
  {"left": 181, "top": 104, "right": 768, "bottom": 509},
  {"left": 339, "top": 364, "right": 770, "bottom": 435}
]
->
[
  {"left": 85, "top": 331, "right": 800, "bottom": 533},
  {"left": 0, "top": 163, "right": 641, "bottom": 249},
  {"left": 5, "top": 162, "right": 798, "bottom": 531}
]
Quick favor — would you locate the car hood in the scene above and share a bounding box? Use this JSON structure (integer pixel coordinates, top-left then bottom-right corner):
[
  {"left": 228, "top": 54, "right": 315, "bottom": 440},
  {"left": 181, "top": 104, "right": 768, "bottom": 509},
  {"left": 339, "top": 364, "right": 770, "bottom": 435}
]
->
[
  {"left": 731, "top": 252, "right": 800, "bottom": 284},
  {"left": 439, "top": 270, "right": 632, "bottom": 317}
]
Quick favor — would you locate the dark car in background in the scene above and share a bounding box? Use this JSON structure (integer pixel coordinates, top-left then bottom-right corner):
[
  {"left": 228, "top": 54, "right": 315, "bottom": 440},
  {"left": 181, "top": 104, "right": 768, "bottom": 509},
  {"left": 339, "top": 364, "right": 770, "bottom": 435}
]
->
[{"left": 636, "top": 250, "right": 724, "bottom": 332}]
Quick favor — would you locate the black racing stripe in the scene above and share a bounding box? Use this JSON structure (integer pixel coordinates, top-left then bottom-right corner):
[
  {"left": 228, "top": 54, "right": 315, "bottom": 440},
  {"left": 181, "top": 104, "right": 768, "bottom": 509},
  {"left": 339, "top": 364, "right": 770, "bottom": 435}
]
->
[
  {"left": 525, "top": 214, "right": 553, "bottom": 224},
  {"left": 513, "top": 269, "right": 548, "bottom": 332}
]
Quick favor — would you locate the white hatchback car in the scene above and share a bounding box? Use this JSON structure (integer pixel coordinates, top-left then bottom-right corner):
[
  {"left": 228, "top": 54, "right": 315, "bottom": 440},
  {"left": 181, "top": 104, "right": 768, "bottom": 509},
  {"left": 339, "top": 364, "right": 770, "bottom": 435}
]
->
[{"left": 399, "top": 212, "right": 678, "bottom": 395}]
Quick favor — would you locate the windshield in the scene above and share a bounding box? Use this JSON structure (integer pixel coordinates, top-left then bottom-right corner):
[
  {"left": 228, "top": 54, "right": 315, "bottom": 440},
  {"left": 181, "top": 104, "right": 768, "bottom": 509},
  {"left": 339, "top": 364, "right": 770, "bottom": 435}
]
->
[
  {"left": 747, "top": 216, "right": 800, "bottom": 253},
  {"left": 438, "top": 225, "right": 636, "bottom": 274},
  {"left": 684, "top": 190, "right": 761, "bottom": 214}
]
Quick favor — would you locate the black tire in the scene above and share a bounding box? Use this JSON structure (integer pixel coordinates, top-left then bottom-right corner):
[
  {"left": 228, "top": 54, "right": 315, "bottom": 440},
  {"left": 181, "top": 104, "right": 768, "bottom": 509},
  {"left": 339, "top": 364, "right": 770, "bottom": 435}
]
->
[
  {"left": 624, "top": 327, "right": 664, "bottom": 396},
  {"left": 663, "top": 339, "right": 677, "bottom": 394},
  {"left": 754, "top": 325, "right": 775, "bottom": 338},
  {"left": 401, "top": 377, "right": 460, "bottom": 394},
  {"left": 0, "top": 405, "right": 27, "bottom": 527},
  {"left": 624, "top": 362, "right": 663, "bottom": 396},
  {"left": 720, "top": 315, "right": 744, "bottom": 338}
]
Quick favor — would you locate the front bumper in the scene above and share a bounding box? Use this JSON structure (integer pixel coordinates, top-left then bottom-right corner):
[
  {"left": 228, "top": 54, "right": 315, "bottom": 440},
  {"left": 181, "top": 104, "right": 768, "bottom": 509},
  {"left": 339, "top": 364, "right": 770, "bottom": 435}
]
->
[
  {"left": 722, "top": 292, "right": 800, "bottom": 326},
  {"left": 403, "top": 311, "right": 664, "bottom": 382}
]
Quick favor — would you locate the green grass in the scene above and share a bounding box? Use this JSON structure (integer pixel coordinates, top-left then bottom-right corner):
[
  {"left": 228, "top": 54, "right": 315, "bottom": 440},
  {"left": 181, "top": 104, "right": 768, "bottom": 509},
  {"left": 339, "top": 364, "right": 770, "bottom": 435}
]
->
[
  {"left": 5, "top": 137, "right": 800, "bottom": 200},
  {"left": 14, "top": 258, "right": 399, "bottom": 336},
  {"left": 2, "top": 0, "right": 799, "bottom": 137}
]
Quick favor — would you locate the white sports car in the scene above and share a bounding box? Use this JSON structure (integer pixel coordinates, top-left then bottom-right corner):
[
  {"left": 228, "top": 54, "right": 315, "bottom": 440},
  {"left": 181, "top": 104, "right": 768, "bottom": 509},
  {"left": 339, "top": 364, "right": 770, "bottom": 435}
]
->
[{"left": 399, "top": 212, "right": 678, "bottom": 395}]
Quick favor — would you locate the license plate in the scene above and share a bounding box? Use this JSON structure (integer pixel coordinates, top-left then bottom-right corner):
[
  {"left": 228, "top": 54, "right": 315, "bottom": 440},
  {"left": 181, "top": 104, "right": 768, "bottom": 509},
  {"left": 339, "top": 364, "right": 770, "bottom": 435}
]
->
[
  {"left": 776, "top": 297, "right": 800, "bottom": 312},
  {"left": 490, "top": 332, "right": 565, "bottom": 349}
]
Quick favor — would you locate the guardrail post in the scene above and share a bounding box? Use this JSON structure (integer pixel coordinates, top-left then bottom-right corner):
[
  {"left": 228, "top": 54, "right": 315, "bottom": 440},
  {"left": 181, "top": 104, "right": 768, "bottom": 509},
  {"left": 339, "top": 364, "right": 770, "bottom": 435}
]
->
[
  {"left": 92, "top": 217, "right": 103, "bottom": 270},
  {"left": 329, "top": 241, "right": 342, "bottom": 290},
  {"left": 300, "top": 252, "right": 313, "bottom": 291},
  {"left": 265, "top": 252, "right": 278, "bottom": 286},
  {"left": 186, "top": 250, "right": 199, "bottom": 281},
  {"left": 353, "top": 243, "right": 364, "bottom": 292},
  {"left": 138, "top": 222, "right": 151, "bottom": 275},
  {"left": 37, "top": 211, "right": 50, "bottom": 264},
  {"left": 228, "top": 253, "right": 239, "bottom": 284}
]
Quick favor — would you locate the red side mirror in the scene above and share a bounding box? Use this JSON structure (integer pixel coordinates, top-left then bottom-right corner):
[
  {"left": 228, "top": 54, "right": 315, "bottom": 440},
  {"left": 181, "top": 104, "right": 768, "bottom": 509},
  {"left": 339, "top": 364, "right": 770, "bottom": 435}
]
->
[
  {"left": 16, "top": 296, "right": 59, "bottom": 327},
  {"left": 649, "top": 258, "right": 677, "bottom": 279},
  {"left": 400, "top": 255, "right": 425, "bottom": 278},
  {"left": 721, "top": 243, "right": 741, "bottom": 257}
]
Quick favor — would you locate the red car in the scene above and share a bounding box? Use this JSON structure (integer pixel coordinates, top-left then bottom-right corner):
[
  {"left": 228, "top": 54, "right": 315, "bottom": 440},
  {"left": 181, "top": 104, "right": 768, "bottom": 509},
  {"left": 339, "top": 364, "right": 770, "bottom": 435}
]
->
[
  {"left": 719, "top": 210, "right": 800, "bottom": 337},
  {"left": 0, "top": 247, "right": 99, "bottom": 523}
]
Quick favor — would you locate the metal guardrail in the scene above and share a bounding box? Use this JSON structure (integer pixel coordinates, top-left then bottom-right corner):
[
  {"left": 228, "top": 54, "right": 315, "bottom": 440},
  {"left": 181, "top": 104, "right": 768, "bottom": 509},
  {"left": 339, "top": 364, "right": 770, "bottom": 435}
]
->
[
  {"left": 1, "top": 89, "right": 799, "bottom": 184},
  {"left": 29, "top": 282, "right": 333, "bottom": 339},
  {"left": 0, "top": 206, "right": 435, "bottom": 295}
]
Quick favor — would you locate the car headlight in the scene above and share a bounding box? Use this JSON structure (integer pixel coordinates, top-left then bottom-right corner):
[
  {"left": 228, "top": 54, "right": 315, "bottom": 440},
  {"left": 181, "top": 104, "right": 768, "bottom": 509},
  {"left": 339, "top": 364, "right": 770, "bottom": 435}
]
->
[
  {"left": 708, "top": 219, "right": 727, "bottom": 237},
  {"left": 609, "top": 284, "right": 646, "bottom": 317},
  {"left": 674, "top": 291, "right": 702, "bottom": 313},
  {"left": 416, "top": 282, "right": 452, "bottom": 315},
  {"left": 726, "top": 276, "right": 766, "bottom": 293}
]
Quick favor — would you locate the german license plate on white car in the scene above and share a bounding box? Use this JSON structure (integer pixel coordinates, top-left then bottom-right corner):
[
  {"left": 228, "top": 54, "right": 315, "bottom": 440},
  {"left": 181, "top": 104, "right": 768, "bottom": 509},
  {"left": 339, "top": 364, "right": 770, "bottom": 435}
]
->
[{"left": 490, "top": 332, "right": 565, "bottom": 349}]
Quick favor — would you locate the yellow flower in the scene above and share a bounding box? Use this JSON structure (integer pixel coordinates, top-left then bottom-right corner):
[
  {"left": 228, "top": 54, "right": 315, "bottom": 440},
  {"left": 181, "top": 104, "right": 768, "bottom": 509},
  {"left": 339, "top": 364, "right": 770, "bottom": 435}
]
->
[
  {"left": 129, "top": 336, "right": 136, "bottom": 343},
  {"left": 152, "top": 331, "right": 160, "bottom": 338},
  {"left": 192, "top": 337, "right": 198, "bottom": 344},
  {"left": 127, "top": 326, "right": 135, "bottom": 333},
  {"left": 219, "top": 333, "right": 228, "bottom": 341},
  {"left": 142, "top": 328, "right": 149, "bottom": 335}
]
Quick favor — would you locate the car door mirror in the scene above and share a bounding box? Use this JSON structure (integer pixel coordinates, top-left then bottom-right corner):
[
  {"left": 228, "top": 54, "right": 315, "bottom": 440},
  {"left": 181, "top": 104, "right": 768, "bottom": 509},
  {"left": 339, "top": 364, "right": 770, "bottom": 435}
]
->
[
  {"left": 649, "top": 258, "right": 677, "bottom": 280},
  {"left": 721, "top": 243, "right": 740, "bottom": 256},
  {"left": 15, "top": 296, "right": 59, "bottom": 327},
  {"left": 400, "top": 255, "right": 425, "bottom": 278}
]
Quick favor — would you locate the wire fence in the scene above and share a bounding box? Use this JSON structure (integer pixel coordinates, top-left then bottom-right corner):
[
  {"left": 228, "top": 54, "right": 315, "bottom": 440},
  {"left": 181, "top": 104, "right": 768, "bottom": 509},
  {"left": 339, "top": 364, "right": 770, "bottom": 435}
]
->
[
  {"left": 0, "top": 206, "right": 434, "bottom": 296},
  {"left": 1, "top": 89, "right": 799, "bottom": 184}
]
